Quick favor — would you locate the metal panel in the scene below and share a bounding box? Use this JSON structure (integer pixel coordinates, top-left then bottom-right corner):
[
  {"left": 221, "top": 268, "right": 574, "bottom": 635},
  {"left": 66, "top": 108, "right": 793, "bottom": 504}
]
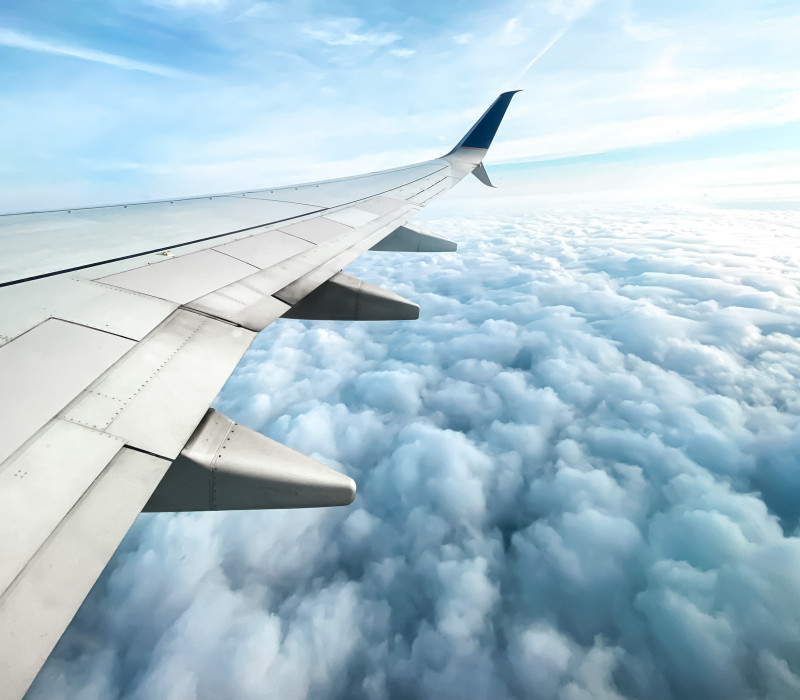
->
[
  {"left": 62, "top": 309, "right": 256, "bottom": 459},
  {"left": 187, "top": 288, "right": 290, "bottom": 332},
  {"left": 185, "top": 254, "right": 323, "bottom": 317},
  {"left": 0, "top": 276, "right": 177, "bottom": 346},
  {"left": 408, "top": 177, "right": 451, "bottom": 205},
  {"left": 0, "top": 420, "right": 124, "bottom": 596},
  {"left": 186, "top": 208, "right": 421, "bottom": 329},
  {"left": 0, "top": 163, "right": 452, "bottom": 289},
  {"left": 274, "top": 210, "right": 417, "bottom": 306},
  {"left": 325, "top": 208, "right": 379, "bottom": 227},
  {"left": 384, "top": 171, "right": 450, "bottom": 201},
  {"left": 356, "top": 196, "right": 407, "bottom": 216},
  {"left": 99, "top": 249, "right": 259, "bottom": 304},
  {"left": 235, "top": 161, "right": 448, "bottom": 207},
  {"left": 0, "top": 320, "right": 134, "bottom": 465},
  {"left": 277, "top": 217, "right": 352, "bottom": 244},
  {"left": 0, "top": 197, "right": 319, "bottom": 286},
  {"left": 0, "top": 447, "right": 170, "bottom": 700},
  {"left": 213, "top": 229, "right": 313, "bottom": 269},
  {"left": 188, "top": 205, "right": 414, "bottom": 324}
]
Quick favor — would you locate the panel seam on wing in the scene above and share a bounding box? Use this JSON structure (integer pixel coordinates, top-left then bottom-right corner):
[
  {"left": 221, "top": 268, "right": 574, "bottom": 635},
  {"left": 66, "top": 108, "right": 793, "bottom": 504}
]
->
[{"left": 65, "top": 313, "right": 209, "bottom": 432}]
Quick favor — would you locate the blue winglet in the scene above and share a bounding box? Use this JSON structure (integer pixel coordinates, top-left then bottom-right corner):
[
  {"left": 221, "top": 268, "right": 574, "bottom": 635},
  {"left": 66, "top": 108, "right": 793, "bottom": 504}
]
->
[{"left": 446, "top": 90, "right": 520, "bottom": 155}]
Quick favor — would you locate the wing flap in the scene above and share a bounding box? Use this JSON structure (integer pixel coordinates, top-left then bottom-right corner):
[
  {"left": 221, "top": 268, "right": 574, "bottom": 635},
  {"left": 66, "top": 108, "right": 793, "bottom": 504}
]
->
[
  {"left": 188, "top": 287, "right": 291, "bottom": 333},
  {"left": 61, "top": 309, "right": 256, "bottom": 460},
  {"left": 186, "top": 202, "right": 415, "bottom": 327}
]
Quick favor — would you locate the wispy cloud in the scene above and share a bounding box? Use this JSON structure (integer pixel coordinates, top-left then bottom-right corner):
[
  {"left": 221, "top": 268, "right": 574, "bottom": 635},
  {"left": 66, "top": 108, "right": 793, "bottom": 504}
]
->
[
  {"left": 499, "top": 17, "right": 532, "bottom": 46},
  {"left": 546, "top": 0, "right": 601, "bottom": 22},
  {"left": 142, "top": 0, "right": 229, "bottom": 8},
  {"left": 303, "top": 18, "right": 401, "bottom": 48},
  {"left": 0, "top": 28, "right": 188, "bottom": 78},
  {"left": 389, "top": 48, "right": 416, "bottom": 59},
  {"left": 511, "top": 25, "right": 570, "bottom": 84}
]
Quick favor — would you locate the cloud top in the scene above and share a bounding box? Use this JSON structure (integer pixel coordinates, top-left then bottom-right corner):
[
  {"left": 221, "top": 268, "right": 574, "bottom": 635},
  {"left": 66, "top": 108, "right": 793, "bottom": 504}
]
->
[{"left": 28, "top": 203, "right": 800, "bottom": 699}]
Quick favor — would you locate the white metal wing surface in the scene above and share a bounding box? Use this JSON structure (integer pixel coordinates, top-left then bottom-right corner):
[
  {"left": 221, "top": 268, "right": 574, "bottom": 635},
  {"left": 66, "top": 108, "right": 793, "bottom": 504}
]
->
[{"left": 0, "top": 91, "right": 518, "bottom": 699}]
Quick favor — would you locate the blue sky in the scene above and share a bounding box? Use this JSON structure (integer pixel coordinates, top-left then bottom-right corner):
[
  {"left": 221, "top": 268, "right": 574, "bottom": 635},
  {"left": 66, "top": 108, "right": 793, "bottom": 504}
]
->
[{"left": 1, "top": 0, "right": 798, "bottom": 210}]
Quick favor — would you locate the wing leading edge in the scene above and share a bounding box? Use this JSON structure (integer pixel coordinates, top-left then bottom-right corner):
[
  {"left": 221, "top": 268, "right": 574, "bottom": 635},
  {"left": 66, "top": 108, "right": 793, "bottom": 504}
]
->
[{"left": 0, "top": 91, "right": 518, "bottom": 699}]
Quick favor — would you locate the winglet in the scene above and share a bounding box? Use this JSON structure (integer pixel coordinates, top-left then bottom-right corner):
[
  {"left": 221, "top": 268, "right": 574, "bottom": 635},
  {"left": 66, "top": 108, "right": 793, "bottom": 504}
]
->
[
  {"left": 446, "top": 90, "right": 520, "bottom": 156},
  {"left": 471, "top": 162, "right": 495, "bottom": 187}
]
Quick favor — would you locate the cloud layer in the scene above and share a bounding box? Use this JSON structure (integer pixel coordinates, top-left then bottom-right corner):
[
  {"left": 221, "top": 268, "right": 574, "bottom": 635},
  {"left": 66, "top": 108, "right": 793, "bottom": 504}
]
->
[{"left": 28, "top": 202, "right": 800, "bottom": 699}]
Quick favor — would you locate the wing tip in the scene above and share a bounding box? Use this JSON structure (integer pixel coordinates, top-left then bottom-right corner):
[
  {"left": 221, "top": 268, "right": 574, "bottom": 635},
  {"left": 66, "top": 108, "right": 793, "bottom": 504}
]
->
[{"left": 446, "top": 90, "right": 521, "bottom": 156}]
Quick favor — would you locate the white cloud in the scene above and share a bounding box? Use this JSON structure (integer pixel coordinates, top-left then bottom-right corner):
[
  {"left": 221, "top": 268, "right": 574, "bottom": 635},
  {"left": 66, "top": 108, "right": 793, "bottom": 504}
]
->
[
  {"left": 27, "top": 203, "right": 800, "bottom": 699},
  {"left": 512, "top": 25, "right": 570, "bottom": 84},
  {"left": 142, "top": 0, "right": 230, "bottom": 8},
  {"left": 0, "top": 28, "right": 188, "bottom": 78},
  {"left": 389, "top": 48, "right": 416, "bottom": 59},
  {"left": 498, "top": 16, "right": 532, "bottom": 46},
  {"left": 546, "top": 0, "right": 601, "bottom": 22},
  {"left": 302, "top": 18, "right": 401, "bottom": 48},
  {"left": 491, "top": 99, "right": 800, "bottom": 163}
]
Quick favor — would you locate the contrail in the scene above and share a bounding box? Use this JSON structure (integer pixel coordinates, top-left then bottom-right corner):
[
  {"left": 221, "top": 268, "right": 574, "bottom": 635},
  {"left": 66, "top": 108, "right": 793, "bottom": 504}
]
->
[
  {"left": 511, "top": 25, "right": 570, "bottom": 85},
  {"left": 0, "top": 28, "right": 189, "bottom": 78}
]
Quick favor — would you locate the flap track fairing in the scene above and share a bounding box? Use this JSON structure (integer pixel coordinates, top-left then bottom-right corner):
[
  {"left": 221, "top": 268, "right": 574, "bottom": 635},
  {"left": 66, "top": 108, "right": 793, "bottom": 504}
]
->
[
  {"left": 370, "top": 225, "right": 457, "bottom": 252},
  {"left": 144, "top": 409, "right": 356, "bottom": 511},
  {"left": 282, "top": 271, "right": 419, "bottom": 321}
]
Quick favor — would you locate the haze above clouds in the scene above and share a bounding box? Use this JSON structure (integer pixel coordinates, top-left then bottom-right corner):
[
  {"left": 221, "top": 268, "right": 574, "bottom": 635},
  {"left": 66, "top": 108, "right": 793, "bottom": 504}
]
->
[{"left": 28, "top": 202, "right": 800, "bottom": 699}]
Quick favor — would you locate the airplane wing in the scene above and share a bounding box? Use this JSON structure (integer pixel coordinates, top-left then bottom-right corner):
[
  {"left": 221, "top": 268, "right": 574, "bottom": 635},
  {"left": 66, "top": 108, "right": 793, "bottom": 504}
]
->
[{"left": 0, "top": 91, "right": 518, "bottom": 698}]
